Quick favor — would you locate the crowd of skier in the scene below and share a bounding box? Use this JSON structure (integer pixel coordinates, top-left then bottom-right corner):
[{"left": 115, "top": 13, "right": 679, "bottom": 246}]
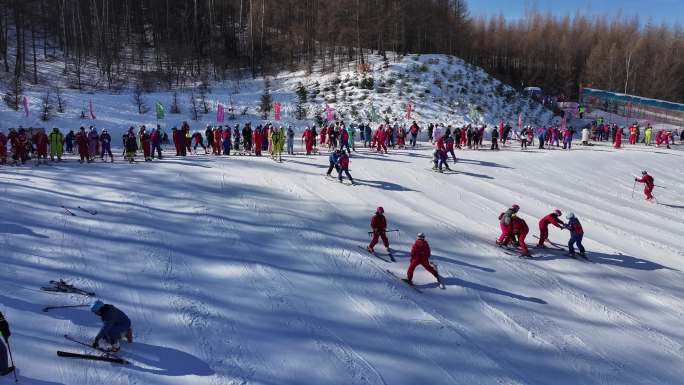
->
[{"left": 0, "top": 118, "right": 681, "bottom": 167}]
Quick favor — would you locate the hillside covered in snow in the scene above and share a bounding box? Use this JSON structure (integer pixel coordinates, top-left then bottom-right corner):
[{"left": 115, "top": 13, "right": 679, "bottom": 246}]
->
[{"left": 2, "top": 54, "right": 554, "bottom": 142}]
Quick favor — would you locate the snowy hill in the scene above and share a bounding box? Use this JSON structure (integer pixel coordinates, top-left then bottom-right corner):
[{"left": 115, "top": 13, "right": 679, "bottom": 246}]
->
[
  {"left": 1, "top": 137, "right": 684, "bottom": 384},
  {"left": 1, "top": 54, "right": 554, "bottom": 143}
]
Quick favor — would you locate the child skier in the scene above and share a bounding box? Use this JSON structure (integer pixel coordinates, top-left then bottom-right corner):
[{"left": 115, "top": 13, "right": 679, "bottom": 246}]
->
[
  {"left": 0, "top": 311, "right": 15, "bottom": 376},
  {"left": 91, "top": 300, "right": 132, "bottom": 352},
  {"left": 403, "top": 233, "right": 442, "bottom": 286},
  {"left": 565, "top": 212, "right": 586, "bottom": 258},
  {"left": 367, "top": 207, "right": 391, "bottom": 254},
  {"left": 537, "top": 209, "right": 565, "bottom": 248},
  {"left": 635, "top": 171, "right": 655, "bottom": 201}
]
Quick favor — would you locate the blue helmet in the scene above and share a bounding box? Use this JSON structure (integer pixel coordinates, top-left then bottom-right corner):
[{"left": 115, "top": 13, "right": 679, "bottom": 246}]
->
[{"left": 90, "top": 300, "right": 105, "bottom": 314}]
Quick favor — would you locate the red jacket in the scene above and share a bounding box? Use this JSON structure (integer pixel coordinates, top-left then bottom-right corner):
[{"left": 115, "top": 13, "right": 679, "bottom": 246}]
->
[
  {"left": 370, "top": 214, "right": 387, "bottom": 231},
  {"left": 511, "top": 216, "right": 528, "bottom": 235},
  {"left": 339, "top": 154, "right": 349, "bottom": 168},
  {"left": 33, "top": 132, "right": 48, "bottom": 152},
  {"left": 75, "top": 131, "right": 88, "bottom": 148},
  {"left": 376, "top": 128, "right": 386, "bottom": 142},
  {"left": 637, "top": 175, "right": 654, "bottom": 189},
  {"left": 539, "top": 213, "right": 563, "bottom": 229},
  {"left": 410, "top": 239, "right": 431, "bottom": 261},
  {"left": 436, "top": 136, "right": 445, "bottom": 150},
  {"left": 213, "top": 130, "right": 222, "bottom": 144}
]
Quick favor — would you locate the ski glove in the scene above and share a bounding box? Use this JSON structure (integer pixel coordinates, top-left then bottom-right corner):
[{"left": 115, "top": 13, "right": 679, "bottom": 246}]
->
[{"left": 0, "top": 312, "right": 10, "bottom": 342}]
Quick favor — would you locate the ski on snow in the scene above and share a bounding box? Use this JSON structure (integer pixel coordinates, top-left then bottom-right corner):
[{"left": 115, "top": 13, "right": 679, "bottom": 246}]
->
[
  {"left": 40, "top": 280, "right": 95, "bottom": 296},
  {"left": 60, "top": 334, "right": 129, "bottom": 364},
  {"left": 384, "top": 269, "right": 422, "bottom": 293},
  {"left": 61, "top": 205, "right": 76, "bottom": 216},
  {"left": 357, "top": 245, "right": 395, "bottom": 262},
  {"left": 77, "top": 206, "right": 98, "bottom": 215}
]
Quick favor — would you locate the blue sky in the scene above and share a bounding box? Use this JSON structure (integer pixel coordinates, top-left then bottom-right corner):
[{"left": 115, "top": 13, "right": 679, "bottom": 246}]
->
[{"left": 468, "top": 0, "right": 684, "bottom": 26}]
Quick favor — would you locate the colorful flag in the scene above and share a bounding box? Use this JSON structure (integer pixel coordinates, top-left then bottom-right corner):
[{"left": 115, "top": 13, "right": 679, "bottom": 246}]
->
[
  {"left": 518, "top": 113, "right": 523, "bottom": 130},
  {"left": 22, "top": 96, "right": 29, "bottom": 117},
  {"left": 405, "top": 102, "right": 413, "bottom": 119},
  {"left": 216, "top": 103, "right": 224, "bottom": 122},
  {"left": 89, "top": 99, "right": 96, "bottom": 119},
  {"left": 274, "top": 102, "right": 281, "bottom": 121}
]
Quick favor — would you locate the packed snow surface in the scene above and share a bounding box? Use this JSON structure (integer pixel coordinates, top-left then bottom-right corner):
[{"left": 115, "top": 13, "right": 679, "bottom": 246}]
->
[{"left": 1, "top": 139, "right": 683, "bottom": 385}]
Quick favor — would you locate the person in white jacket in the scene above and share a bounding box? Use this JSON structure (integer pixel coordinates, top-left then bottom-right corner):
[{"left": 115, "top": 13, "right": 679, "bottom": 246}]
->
[{"left": 581, "top": 127, "right": 590, "bottom": 145}]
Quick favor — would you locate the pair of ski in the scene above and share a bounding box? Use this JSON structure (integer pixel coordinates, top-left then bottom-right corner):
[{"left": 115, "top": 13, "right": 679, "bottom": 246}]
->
[
  {"left": 41, "top": 280, "right": 95, "bottom": 297},
  {"left": 384, "top": 267, "right": 446, "bottom": 293},
  {"left": 61, "top": 205, "right": 98, "bottom": 216},
  {"left": 533, "top": 236, "right": 591, "bottom": 262},
  {"left": 325, "top": 174, "right": 357, "bottom": 186},
  {"left": 358, "top": 246, "right": 444, "bottom": 292},
  {"left": 57, "top": 334, "right": 129, "bottom": 365}
]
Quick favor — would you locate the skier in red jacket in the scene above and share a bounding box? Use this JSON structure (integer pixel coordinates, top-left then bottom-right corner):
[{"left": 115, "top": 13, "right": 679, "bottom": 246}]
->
[
  {"left": 635, "top": 171, "right": 655, "bottom": 201},
  {"left": 404, "top": 233, "right": 441, "bottom": 286},
  {"left": 302, "top": 127, "right": 314, "bottom": 155},
  {"left": 75, "top": 127, "right": 89, "bottom": 163},
  {"left": 33, "top": 128, "right": 49, "bottom": 164},
  {"left": 375, "top": 125, "right": 387, "bottom": 153},
  {"left": 537, "top": 209, "right": 565, "bottom": 248},
  {"left": 511, "top": 215, "right": 530, "bottom": 256},
  {"left": 367, "top": 207, "right": 390, "bottom": 253}
]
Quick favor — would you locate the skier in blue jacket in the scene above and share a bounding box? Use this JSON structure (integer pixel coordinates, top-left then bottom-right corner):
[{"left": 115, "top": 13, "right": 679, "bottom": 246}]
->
[
  {"left": 326, "top": 149, "right": 341, "bottom": 177},
  {"left": 565, "top": 212, "right": 586, "bottom": 258},
  {"left": 91, "top": 300, "right": 132, "bottom": 352}
]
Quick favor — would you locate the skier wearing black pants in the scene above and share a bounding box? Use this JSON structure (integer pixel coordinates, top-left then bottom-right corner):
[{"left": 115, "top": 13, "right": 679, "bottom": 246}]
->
[
  {"left": 490, "top": 128, "right": 499, "bottom": 150},
  {"left": 0, "top": 311, "right": 15, "bottom": 376},
  {"left": 326, "top": 150, "right": 341, "bottom": 177}
]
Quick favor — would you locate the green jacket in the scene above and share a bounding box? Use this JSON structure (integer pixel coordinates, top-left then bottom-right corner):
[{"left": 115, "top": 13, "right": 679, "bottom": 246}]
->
[
  {"left": 272, "top": 130, "right": 285, "bottom": 152},
  {"left": 49, "top": 131, "right": 64, "bottom": 151}
]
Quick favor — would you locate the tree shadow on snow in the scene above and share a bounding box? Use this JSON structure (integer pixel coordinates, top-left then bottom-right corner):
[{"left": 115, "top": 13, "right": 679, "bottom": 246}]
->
[
  {"left": 14, "top": 371, "right": 65, "bottom": 385},
  {"left": 658, "top": 202, "right": 684, "bottom": 209},
  {"left": 125, "top": 342, "right": 214, "bottom": 376},
  {"left": 431, "top": 277, "right": 547, "bottom": 304},
  {"left": 449, "top": 170, "right": 494, "bottom": 179},
  {"left": 431, "top": 255, "right": 495, "bottom": 273},
  {"left": 0, "top": 222, "right": 49, "bottom": 238},
  {"left": 0, "top": 295, "right": 99, "bottom": 327}
]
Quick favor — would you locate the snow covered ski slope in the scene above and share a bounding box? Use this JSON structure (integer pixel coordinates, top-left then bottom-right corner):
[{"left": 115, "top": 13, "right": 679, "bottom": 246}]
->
[{"left": 1, "top": 141, "right": 683, "bottom": 385}]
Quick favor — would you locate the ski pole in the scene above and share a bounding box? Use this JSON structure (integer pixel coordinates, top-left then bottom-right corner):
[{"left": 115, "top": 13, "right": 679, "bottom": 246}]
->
[
  {"left": 367, "top": 229, "right": 400, "bottom": 235},
  {"left": 42, "top": 304, "right": 89, "bottom": 313},
  {"left": 6, "top": 340, "right": 18, "bottom": 382},
  {"left": 631, "top": 180, "right": 636, "bottom": 198}
]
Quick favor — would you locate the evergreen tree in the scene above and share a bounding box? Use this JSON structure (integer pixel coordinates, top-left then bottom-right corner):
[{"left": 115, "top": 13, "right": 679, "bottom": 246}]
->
[
  {"left": 3, "top": 76, "right": 23, "bottom": 110},
  {"left": 295, "top": 82, "right": 308, "bottom": 120}
]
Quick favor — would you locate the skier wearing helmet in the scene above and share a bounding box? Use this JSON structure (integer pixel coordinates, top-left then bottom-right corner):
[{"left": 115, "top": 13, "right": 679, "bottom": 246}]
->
[
  {"left": 635, "top": 171, "right": 655, "bottom": 201},
  {"left": 564, "top": 212, "right": 586, "bottom": 258},
  {"left": 497, "top": 204, "right": 520, "bottom": 247},
  {"left": 536, "top": 209, "right": 565, "bottom": 248},
  {"left": 367, "top": 207, "right": 391, "bottom": 254},
  {"left": 90, "top": 300, "right": 132, "bottom": 352},
  {"left": 404, "top": 233, "right": 442, "bottom": 287}
]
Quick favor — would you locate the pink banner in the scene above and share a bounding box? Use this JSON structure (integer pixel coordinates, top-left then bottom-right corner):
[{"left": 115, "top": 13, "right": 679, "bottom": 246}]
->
[
  {"left": 518, "top": 113, "right": 523, "bottom": 130},
  {"left": 22, "top": 96, "right": 29, "bottom": 117},
  {"left": 274, "top": 102, "right": 281, "bottom": 121},
  {"left": 561, "top": 117, "right": 567, "bottom": 131},
  {"left": 217, "top": 103, "right": 225, "bottom": 123},
  {"left": 89, "top": 99, "right": 96, "bottom": 119},
  {"left": 325, "top": 104, "right": 333, "bottom": 121},
  {"left": 405, "top": 102, "right": 413, "bottom": 119}
]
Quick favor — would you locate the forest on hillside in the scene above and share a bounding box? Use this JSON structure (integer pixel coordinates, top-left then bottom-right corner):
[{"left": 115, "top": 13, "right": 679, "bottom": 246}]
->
[{"left": 1, "top": 0, "right": 683, "bottom": 103}]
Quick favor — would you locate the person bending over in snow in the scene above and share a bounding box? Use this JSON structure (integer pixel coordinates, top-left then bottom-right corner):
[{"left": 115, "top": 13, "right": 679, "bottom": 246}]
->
[
  {"left": 635, "top": 171, "right": 655, "bottom": 201},
  {"left": 511, "top": 214, "right": 531, "bottom": 257},
  {"left": 367, "top": 207, "right": 390, "bottom": 254},
  {"left": 91, "top": 300, "right": 132, "bottom": 353},
  {"left": 564, "top": 212, "right": 586, "bottom": 258},
  {"left": 0, "top": 311, "right": 15, "bottom": 376},
  {"left": 497, "top": 204, "right": 520, "bottom": 246},
  {"left": 403, "top": 233, "right": 441, "bottom": 286},
  {"left": 537, "top": 209, "right": 565, "bottom": 248}
]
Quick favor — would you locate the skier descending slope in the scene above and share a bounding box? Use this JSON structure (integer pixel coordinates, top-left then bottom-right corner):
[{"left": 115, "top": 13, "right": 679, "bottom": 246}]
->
[
  {"left": 90, "top": 300, "right": 132, "bottom": 352},
  {"left": 536, "top": 209, "right": 565, "bottom": 248},
  {"left": 496, "top": 204, "right": 520, "bottom": 246},
  {"left": 403, "top": 233, "right": 442, "bottom": 287},
  {"left": 564, "top": 212, "right": 586, "bottom": 258},
  {"left": 635, "top": 171, "right": 655, "bottom": 201},
  {"left": 367, "top": 207, "right": 391, "bottom": 254},
  {"left": 326, "top": 149, "right": 341, "bottom": 177},
  {"left": 432, "top": 148, "right": 451, "bottom": 173},
  {"left": 511, "top": 215, "right": 531, "bottom": 257}
]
